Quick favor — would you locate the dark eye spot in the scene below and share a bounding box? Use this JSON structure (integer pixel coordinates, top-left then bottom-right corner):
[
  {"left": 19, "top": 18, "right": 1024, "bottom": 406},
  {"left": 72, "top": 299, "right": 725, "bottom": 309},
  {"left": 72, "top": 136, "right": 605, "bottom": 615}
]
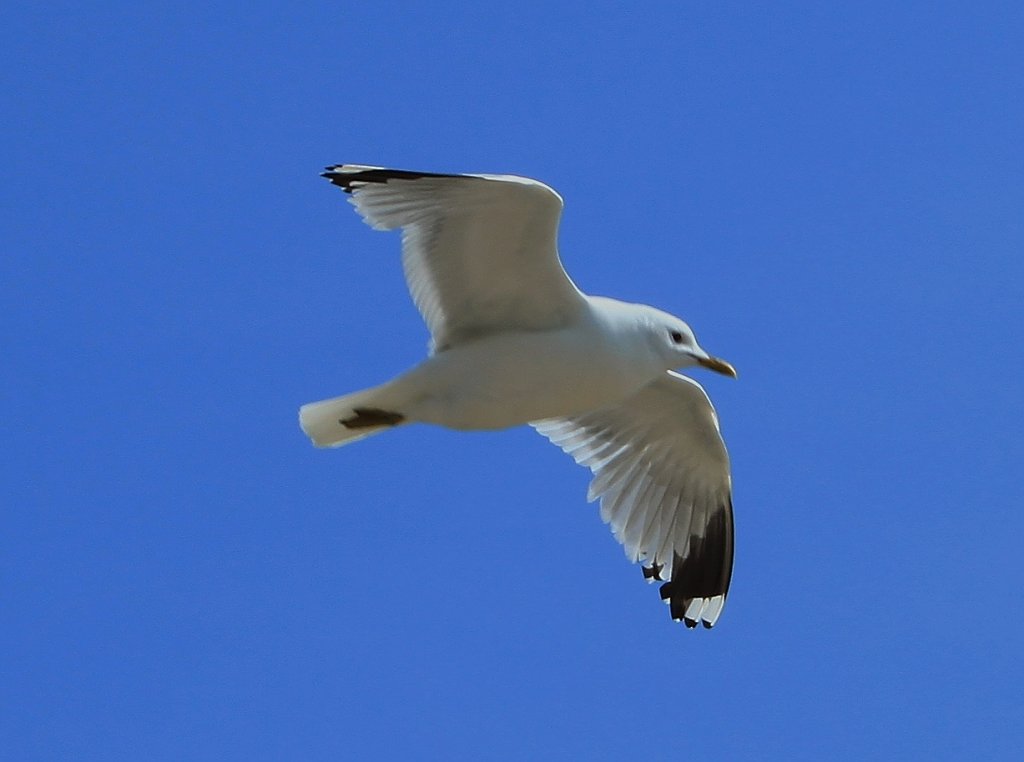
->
[{"left": 670, "top": 330, "right": 684, "bottom": 344}]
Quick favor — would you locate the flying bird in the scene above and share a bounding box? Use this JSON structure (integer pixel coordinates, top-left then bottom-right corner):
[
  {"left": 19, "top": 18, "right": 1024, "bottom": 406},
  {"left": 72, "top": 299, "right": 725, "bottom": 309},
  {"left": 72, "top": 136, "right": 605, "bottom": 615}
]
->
[{"left": 300, "top": 165, "right": 738, "bottom": 628}]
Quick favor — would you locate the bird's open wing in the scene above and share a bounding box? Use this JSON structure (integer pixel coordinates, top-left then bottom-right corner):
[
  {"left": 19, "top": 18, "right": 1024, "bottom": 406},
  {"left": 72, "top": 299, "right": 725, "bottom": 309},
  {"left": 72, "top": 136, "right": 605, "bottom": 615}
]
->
[
  {"left": 532, "top": 371, "right": 734, "bottom": 628},
  {"left": 323, "top": 165, "right": 588, "bottom": 352}
]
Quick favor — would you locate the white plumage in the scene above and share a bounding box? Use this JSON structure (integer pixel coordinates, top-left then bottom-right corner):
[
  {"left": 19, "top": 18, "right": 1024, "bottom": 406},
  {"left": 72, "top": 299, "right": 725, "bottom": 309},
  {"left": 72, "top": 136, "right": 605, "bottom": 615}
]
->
[{"left": 300, "top": 165, "right": 737, "bottom": 628}]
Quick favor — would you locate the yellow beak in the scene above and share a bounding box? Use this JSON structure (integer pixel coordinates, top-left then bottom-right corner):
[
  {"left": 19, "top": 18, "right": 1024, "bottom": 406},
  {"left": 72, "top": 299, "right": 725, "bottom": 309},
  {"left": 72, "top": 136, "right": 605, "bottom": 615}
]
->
[{"left": 697, "top": 355, "right": 738, "bottom": 378}]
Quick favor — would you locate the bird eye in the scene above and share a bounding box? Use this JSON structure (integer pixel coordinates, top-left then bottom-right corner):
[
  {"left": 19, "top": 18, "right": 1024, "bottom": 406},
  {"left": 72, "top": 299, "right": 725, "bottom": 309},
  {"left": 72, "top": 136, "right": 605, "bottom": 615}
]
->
[{"left": 670, "top": 330, "right": 684, "bottom": 344}]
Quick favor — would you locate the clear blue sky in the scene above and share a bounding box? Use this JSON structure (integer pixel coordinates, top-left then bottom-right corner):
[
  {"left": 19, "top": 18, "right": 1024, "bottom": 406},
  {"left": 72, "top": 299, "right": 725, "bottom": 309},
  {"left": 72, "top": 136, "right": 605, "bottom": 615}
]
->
[{"left": 4, "top": 2, "right": 1022, "bottom": 759}]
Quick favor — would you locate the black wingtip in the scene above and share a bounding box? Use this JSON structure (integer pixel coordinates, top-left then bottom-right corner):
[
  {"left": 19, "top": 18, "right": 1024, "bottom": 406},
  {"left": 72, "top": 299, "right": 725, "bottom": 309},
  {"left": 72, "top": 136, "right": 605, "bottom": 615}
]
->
[
  {"left": 321, "top": 168, "right": 356, "bottom": 193},
  {"left": 656, "top": 497, "right": 734, "bottom": 628},
  {"left": 641, "top": 562, "right": 664, "bottom": 581},
  {"left": 320, "top": 165, "right": 466, "bottom": 194}
]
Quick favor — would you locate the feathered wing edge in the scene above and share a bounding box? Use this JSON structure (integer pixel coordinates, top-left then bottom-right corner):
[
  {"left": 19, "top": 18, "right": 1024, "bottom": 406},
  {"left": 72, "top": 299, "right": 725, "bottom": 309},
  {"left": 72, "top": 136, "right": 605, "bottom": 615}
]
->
[
  {"left": 319, "top": 164, "right": 584, "bottom": 354},
  {"left": 656, "top": 496, "right": 733, "bottom": 627},
  {"left": 532, "top": 375, "right": 734, "bottom": 628}
]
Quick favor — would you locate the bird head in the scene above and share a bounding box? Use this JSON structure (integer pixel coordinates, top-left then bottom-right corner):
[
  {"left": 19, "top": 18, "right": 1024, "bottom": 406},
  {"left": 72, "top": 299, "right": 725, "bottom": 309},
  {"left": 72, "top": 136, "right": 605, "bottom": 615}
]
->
[{"left": 648, "top": 310, "right": 737, "bottom": 378}]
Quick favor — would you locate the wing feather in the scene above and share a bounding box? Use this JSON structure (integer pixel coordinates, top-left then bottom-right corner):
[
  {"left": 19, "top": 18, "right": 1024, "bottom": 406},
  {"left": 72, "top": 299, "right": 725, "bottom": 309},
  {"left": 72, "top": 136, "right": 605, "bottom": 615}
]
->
[
  {"left": 533, "top": 371, "right": 734, "bottom": 628},
  {"left": 323, "top": 164, "right": 587, "bottom": 351}
]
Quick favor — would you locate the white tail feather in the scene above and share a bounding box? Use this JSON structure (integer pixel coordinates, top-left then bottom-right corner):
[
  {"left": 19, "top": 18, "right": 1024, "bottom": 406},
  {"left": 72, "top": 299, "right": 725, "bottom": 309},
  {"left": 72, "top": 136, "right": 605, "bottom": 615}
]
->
[{"left": 299, "top": 385, "right": 398, "bottom": 448}]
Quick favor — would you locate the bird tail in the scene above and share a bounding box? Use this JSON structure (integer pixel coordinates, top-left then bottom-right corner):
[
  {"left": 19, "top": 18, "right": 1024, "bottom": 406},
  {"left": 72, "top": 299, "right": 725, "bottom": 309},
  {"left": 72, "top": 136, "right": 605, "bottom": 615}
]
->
[{"left": 299, "top": 384, "right": 405, "bottom": 448}]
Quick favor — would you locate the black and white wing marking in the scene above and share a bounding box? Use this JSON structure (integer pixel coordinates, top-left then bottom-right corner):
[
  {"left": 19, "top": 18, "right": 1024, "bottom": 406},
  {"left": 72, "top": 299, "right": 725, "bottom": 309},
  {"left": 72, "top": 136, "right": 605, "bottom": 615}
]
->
[
  {"left": 323, "top": 165, "right": 587, "bottom": 352},
  {"left": 533, "top": 371, "right": 734, "bottom": 628}
]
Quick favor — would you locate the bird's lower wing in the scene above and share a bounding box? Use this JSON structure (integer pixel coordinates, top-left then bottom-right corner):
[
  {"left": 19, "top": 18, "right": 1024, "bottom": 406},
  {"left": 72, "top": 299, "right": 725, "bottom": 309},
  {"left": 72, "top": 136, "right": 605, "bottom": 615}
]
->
[
  {"left": 323, "top": 165, "right": 587, "bottom": 352},
  {"left": 532, "top": 371, "right": 734, "bottom": 628}
]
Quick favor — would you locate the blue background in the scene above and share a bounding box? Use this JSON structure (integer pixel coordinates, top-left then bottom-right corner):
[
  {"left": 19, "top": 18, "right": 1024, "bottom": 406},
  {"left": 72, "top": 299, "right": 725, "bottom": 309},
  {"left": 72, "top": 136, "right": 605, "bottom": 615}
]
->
[{"left": 4, "top": 2, "right": 1022, "bottom": 759}]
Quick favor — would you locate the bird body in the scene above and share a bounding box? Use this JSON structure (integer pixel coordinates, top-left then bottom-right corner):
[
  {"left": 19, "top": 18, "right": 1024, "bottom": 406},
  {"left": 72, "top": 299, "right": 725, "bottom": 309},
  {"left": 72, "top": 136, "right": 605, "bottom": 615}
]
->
[
  {"left": 303, "top": 298, "right": 670, "bottom": 439},
  {"left": 300, "top": 165, "right": 738, "bottom": 628}
]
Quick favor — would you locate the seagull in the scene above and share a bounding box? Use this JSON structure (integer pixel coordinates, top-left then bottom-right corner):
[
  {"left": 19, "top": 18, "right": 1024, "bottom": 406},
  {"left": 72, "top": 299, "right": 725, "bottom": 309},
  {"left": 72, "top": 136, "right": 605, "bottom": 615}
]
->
[{"left": 300, "top": 165, "right": 738, "bottom": 628}]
